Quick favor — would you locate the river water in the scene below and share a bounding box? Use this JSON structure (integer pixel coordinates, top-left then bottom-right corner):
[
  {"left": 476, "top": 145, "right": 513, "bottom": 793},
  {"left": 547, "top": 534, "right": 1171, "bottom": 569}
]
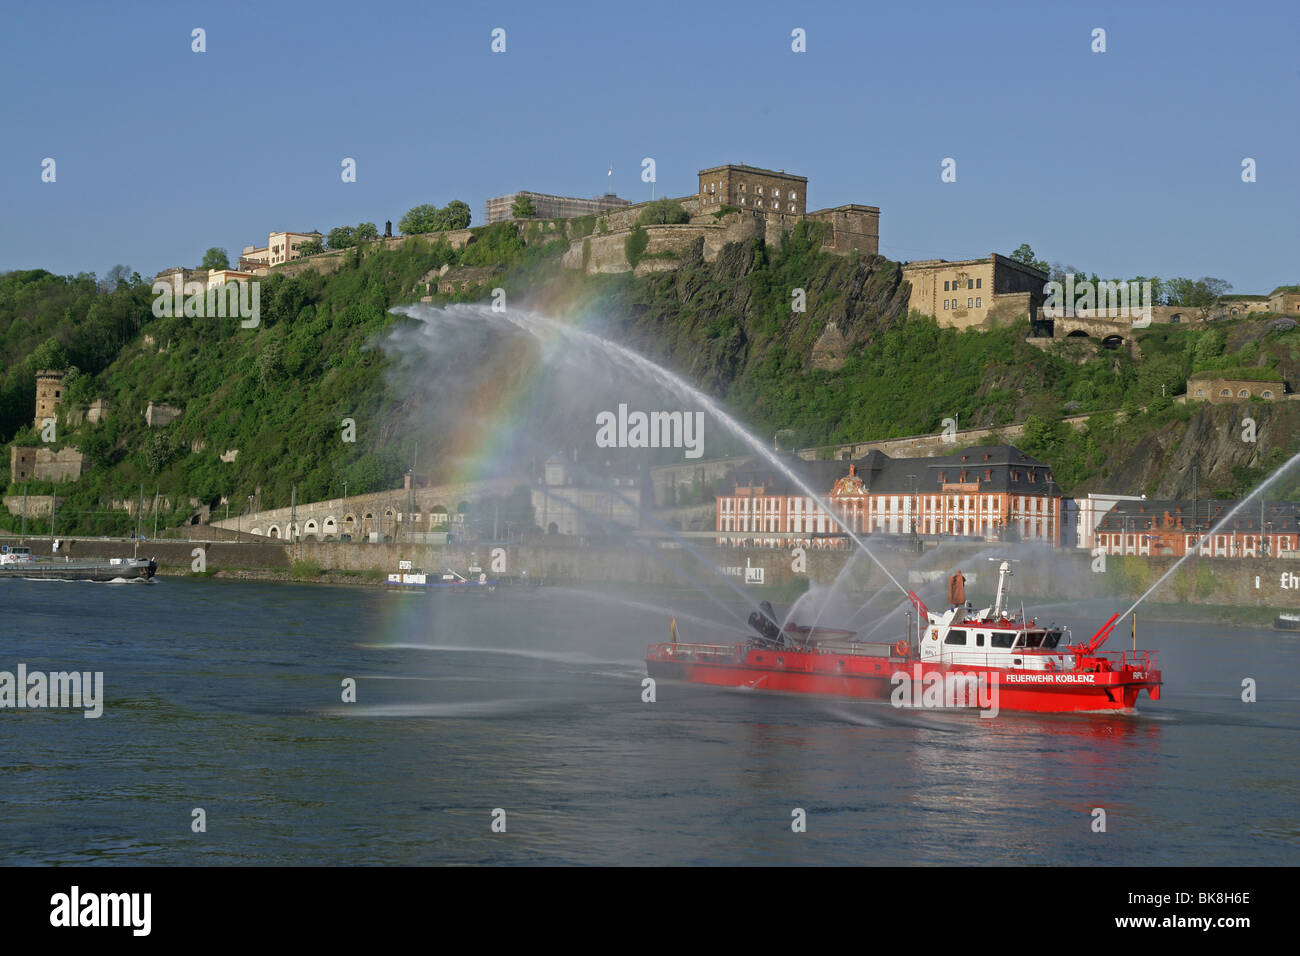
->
[{"left": 0, "top": 577, "right": 1295, "bottom": 865}]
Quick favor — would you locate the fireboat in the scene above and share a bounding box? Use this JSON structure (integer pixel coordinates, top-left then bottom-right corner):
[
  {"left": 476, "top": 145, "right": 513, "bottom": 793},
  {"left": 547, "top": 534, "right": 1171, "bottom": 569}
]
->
[{"left": 645, "top": 561, "right": 1162, "bottom": 714}]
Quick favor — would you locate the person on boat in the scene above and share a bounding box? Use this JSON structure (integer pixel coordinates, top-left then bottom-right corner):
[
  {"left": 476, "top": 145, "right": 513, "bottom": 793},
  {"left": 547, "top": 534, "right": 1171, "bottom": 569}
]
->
[{"left": 948, "top": 569, "right": 966, "bottom": 609}]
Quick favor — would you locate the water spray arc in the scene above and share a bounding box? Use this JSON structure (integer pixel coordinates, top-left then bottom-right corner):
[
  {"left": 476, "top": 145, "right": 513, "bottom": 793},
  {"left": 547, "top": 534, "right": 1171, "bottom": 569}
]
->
[{"left": 482, "top": 307, "right": 914, "bottom": 601}]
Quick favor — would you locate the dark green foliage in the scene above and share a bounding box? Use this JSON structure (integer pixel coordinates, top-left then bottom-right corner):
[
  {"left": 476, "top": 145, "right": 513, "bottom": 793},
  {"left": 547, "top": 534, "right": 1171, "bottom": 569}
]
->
[
  {"left": 636, "top": 199, "right": 689, "bottom": 225},
  {"left": 399, "top": 201, "right": 472, "bottom": 235},
  {"left": 460, "top": 222, "right": 525, "bottom": 267},
  {"left": 625, "top": 225, "right": 649, "bottom": 266},
  {"left": 200, "top": 248, "right": 230, "bottom": 270}
]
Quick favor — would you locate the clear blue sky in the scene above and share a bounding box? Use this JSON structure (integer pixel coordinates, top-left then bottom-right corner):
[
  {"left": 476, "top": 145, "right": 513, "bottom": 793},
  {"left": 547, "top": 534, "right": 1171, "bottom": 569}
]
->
[{"left": 2, "top": 0, "right": 1296, "bottom": 292}]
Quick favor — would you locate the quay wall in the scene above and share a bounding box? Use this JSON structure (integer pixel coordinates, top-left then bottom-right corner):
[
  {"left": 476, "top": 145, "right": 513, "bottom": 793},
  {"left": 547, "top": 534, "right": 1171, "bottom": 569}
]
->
[{"left": 8, "top": 533, "right": 1295, "bottom": 610}]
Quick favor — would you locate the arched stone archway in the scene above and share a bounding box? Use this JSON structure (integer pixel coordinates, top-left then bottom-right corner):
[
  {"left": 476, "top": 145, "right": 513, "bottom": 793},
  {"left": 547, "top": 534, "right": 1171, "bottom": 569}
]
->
[
  {"left": 1066, "top": 329, "right": 1090, "bottom": 338},
  {"left": 1101, "top": 334, "right": 1124, "bottom": 349},
  {"left": 269, "top": 525, "right": 281, "bottom": 539},
  {"left": 323, "top": 517, "right": 337, "bottom": 534},
  {"left": 430, "top": 505, "right": 449, "bottom": 526}
]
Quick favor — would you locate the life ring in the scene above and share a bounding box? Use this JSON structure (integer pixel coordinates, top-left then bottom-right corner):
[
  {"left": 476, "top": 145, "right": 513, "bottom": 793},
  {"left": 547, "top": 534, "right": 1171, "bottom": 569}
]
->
[{"left": 895, "top": 640, "right": 909, "bottom": 657}]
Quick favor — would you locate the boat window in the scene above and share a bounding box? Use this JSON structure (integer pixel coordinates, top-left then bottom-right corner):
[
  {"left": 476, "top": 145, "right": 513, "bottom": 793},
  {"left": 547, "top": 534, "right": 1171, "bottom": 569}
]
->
[
  {"left": 1023, "top": 631, "right": 1045, "bottom": 648},
  {"left": 975, "top": 633, "right": 985, "bottom": 647},
  {"left": 944, "top": 629, "right": 968, "bottom": 646},
  {"left": 1042, "top": 630, "right": 1063, "bottom": 649},
  {"left": 990, "top": 632, "right": 1015, "bottom": 648}
]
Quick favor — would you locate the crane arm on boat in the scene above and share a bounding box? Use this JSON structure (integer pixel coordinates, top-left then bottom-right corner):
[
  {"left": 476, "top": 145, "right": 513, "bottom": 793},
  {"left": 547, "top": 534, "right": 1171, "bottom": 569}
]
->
[
  {"left": 907, "top": 590, "right": 929, "bottom": 620},
  {"left": 1074, "top": 612, "right": 1121, "bottom": 655}
]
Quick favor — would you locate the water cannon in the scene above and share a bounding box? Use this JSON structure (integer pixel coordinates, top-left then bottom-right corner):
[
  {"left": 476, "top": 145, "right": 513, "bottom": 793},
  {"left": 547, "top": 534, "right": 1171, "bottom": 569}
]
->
[{"left": 748, "top": 600, "right": 784, "bottom": 646}]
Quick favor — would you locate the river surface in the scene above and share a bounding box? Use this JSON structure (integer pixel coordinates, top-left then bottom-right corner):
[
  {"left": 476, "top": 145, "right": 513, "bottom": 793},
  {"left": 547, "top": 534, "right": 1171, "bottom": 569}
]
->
[{"left": 0, "top": 577, "right": 1295, "bottom": 865}]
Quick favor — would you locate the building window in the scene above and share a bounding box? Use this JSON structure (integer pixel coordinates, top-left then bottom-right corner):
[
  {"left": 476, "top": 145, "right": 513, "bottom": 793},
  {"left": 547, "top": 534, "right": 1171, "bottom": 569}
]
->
[
  {"left": 943, "top": 281, "right": 949, "bottom": 291},
  {"left": 968, "top": 298, "right": 973, "bottom": 307},
  {"left": 774, "top": 189, "right": 781, "bottom": 198},
  {"left": 740, "top": 197, "right": 746, "bottom": 205},
  {"left": 943, "top": 300, "right": 949, "bottom": 309},
  {"left": 788, "top": 203, "right": 794, "bottom": 212},
  {"left": 1195, "top": 388, "right": 1204, "bottom": 397},
  {"left": 1220, "top": 389, "right": 1231, "bottom": 397},
  {"left": 1263, "top": 390, "right": 1273, "bottom": 399},
  {"left": 740, "top": 184, "right": 746, "bottom": 192},
  {"left": 976, "top": 297, "right": 981, "bottom": 307},
  {"left": 976, "top": 278, "right": 982, "bottom": 289},
  {"left": 791, "top": 192, "right": 798, "bottom": 201},
  {"left": 1239, "top": 389, "right": 1249, "bottom": 398},
  {"left": 756, "top": 200, "right": 762, "bottom": 208},
  {"left": 968, "top": 279, "right": 974, "bottom": 290},
  {"left": 757, "top": 186, "right": 763, "bottom": 194}
]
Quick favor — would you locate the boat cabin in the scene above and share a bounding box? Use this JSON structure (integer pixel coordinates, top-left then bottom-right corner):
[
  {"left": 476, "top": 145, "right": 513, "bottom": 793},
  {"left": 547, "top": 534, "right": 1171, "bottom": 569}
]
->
[
  {"left": 919, "top": 561, "right": 1072, "bottom": 670},
  {"left": 0, "top": 546, "right": 36, "bottom": 565}
]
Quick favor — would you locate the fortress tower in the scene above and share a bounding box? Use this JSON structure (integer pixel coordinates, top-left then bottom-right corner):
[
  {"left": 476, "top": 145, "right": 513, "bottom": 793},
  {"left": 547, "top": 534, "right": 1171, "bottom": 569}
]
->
[{"left": 34, "top": 370, "right": 65, "bottom": 428}]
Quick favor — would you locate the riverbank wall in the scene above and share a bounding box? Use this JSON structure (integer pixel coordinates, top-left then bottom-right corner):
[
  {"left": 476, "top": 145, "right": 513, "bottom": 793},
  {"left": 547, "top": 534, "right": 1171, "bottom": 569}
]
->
[{"left": 8, "top": 534, "right": 1294, "bottom": 611}]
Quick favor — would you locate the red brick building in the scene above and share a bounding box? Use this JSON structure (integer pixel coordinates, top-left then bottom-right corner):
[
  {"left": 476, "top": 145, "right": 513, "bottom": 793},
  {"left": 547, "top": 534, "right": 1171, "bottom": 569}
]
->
[{"left": 716, "top": 445, "right": 1064, "bottom": 548}]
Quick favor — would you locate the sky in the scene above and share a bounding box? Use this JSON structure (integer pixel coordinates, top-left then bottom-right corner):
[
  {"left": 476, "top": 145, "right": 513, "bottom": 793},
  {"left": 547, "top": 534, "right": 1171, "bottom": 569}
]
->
[{"left": 2, "top": 0, "right": 1297, "bottom": 293}]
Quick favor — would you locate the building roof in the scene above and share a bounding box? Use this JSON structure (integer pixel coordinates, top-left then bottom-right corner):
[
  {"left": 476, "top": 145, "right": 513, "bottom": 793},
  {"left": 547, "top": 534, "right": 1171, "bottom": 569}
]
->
[
  {"left": 725, "top": 444, "right": 1062, "bottom": 498},
  {"left": 1098, "top": 499, "right": 1300, "bottom": 533},
  {"left": 901, "top": 253, "right": 1048, "bottom": 279},
  {"left": 698, "top": 163, "right": 807, "bottom": 182}
]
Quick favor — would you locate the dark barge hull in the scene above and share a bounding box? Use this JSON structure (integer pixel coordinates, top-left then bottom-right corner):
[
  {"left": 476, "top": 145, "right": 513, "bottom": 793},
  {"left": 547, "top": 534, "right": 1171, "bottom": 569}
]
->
[{"left": 0, "top": 559, "right": 157, "bottom": 582}]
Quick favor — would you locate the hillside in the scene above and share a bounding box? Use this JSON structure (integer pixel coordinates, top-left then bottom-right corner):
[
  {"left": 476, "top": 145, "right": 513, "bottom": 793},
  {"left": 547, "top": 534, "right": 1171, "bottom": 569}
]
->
[{"left": 4, "top": 219, "right": 1300, "bottom": 535}]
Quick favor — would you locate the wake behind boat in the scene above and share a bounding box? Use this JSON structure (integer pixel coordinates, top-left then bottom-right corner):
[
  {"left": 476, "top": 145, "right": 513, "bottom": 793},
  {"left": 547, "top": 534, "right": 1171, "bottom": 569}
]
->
[
  {"left": 0, "top": 545, "right": 157, "bottom": 582},
  {"left": 646, "top": 560, "right": 1162, "bottom": 714}
]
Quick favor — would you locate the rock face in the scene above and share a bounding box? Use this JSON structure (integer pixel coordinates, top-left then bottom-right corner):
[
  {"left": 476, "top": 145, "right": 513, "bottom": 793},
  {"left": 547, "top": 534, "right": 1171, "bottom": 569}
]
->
[
  {"left": 1087, "top": 403, "right": 1300, "bottom": 499},
  {"left": 810, "top": 320, "right": 850, "bottom": 370},
  {"left": 596, "top": 234, "right": 910, "bottom": 398}
]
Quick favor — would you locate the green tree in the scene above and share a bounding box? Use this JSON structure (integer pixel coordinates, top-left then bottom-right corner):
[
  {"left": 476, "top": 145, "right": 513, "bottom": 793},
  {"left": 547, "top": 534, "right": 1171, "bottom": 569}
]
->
[
  {"left": 440, "top": 200, "right": 471, "bottom": 230},
  {"left": 354, "top": 222, "right": 379, "bottom": 242},
  {"left": 1166, "top": 277, "right": 1232, "bottom": 320},
  {"left": 511, "top": 195, "right": 537, "bottom": 218},
  {"left": 200, "top": 248, "right": 230, "bottom": 270},
  {"left": 637, "top": 199, "right": 689, "bottom": 225},
  {"left": 296, "top": 238, "right": 324, "bottom": 256},
  {"left": 326, "top": 226, "right": 355, "bottom": 249},
  {"left": 400, "top": 205, "right": 440, "bottom": 234},
  {"left": 399, "top": 201, "right": 472, "bottom": 235},
  {"left": 1010, "top": 244, "right": 1049, "bottom": 274}
]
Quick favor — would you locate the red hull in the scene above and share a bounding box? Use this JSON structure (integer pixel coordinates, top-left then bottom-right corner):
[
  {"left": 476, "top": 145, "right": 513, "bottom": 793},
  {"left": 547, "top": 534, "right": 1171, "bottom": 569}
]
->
[{"left": 645, "top": 642, "right": 1161, "bottom": 714}]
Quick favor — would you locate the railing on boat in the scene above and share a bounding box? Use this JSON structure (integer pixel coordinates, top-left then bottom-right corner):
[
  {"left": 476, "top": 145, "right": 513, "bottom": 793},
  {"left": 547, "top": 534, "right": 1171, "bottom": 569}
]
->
[{"left": 934, "top": 648, "right": 1158, "bottom": 673}]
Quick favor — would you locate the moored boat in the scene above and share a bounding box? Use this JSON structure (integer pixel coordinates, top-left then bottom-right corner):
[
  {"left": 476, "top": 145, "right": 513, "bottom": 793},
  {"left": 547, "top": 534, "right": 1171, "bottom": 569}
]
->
[
  {"left": 646, "top": 560, "right": 1162, "bottom": 714},
  {"left": 1274, "top": 612, "right": 1300, "bottom": 631},
  {"left": 385, "top": 561, "right": 497, "bottom": 591}
]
